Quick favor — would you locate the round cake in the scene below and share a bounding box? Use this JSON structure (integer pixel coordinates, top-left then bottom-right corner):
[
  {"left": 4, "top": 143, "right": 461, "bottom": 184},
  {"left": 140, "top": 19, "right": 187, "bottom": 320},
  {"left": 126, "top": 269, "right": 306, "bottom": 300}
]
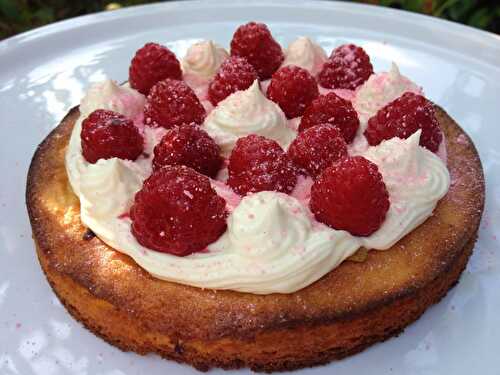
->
[{"left": 26, "top": 22, "right": 484, "bottom": 372}]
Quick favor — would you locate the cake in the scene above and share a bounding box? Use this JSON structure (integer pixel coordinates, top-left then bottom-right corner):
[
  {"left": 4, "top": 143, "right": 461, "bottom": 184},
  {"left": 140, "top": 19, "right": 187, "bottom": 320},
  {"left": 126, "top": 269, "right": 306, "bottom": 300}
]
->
[{"left": 26, "top": 22, "right": 484, "bottom": 372}]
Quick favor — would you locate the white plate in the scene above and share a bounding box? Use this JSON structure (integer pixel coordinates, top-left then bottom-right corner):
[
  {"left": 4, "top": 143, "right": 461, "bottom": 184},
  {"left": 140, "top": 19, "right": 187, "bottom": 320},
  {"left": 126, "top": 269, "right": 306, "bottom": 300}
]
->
[{"left": 1, "top": 1, "right": 499, "bottom": 374}]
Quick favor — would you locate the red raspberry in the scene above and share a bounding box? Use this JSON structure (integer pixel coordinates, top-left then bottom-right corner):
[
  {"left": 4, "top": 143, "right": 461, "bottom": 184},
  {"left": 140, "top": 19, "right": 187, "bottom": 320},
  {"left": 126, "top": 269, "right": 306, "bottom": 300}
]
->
[
  {"left": 364, "top": 92, "right": 442, "bottom": 152},
  {"left": 129, "top": 42, "right": 182, "bottom": 95},
  {"left": 230, "top": 22, "right": 284, "bottom": 80},
  {"left": 144, "top": 79, "right": 206, "bottom": 129},
  {"left": 266, "top": 65, "right": 319, "bottom": 119},
  {"left": 288, "top": 124, "right": 347, "bottom": 178},
  {"left": 208, "top": 56, "right": 258, "bottom": 105},
  {"left": 299, "top": 92, "right": 359, "bottom": 143},
  {"left": 310, "top": 156, "right": 389, "bottom": 236},
  {"left": 152, "top": 125, "right": 223, "bottom": 178},
  {"left": 81, "top": 109, "right": 143, "bottom": 164},
  {"left": 130, "top": 166, "right": 227, "bottom": 256},
  {"left": 318, "top": 44, "right": 373, "bottom": 90},
  {"left": 227, "top": 135, "right": 297, "bottom": 195}
]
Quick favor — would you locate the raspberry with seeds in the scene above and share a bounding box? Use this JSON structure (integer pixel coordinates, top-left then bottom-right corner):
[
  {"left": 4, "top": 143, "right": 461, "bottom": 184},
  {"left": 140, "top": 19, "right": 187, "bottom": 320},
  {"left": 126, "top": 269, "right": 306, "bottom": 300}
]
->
[
  {"left": 227, "top": 135, "right": 297, "bottom": 195},
  {"left": 81, "top": 109, "right": 143, "bottom": 164},
  {"left": 364, "top": 92, "right": 442, "bottom": 152},
  {"left": 129, "top": 42, "right": 182, "bottom": 95},
  {"left": 230, "top": 22, "right": 284, "bottom": 80},
  {"left": 144, "top": 79, "right": 206, "bottom": 129},
  {"left": 310, "top": 156, "right": 390, "bottom": 236},
  {"left": 267, "top": 65, "right": 319, "bottom": 119},
  {"left": 152, "top": 125, "right": 223, "bottom": 178},
  {"left": 130, "top": 166, "right": 227, "bottom": 256},
  {"left": 208, "top": 56, "right": 258, "bottom": 105},
  {"left": 318, "top": 44, "right": 373, "bottom": 90},
  {"left": 288, "top": 124, "right": 347, "bottom": 178},
  {"left": 299, "top": 92, "right": 359, "bottom": 143}
]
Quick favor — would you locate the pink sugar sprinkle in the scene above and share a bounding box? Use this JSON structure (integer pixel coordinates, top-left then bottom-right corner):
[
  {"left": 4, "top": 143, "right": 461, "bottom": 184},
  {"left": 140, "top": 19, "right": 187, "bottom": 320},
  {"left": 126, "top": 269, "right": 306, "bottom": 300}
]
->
[
  {"left": 456, "top": 134, "right": 469, "bottom": 145},
  {"left": 291, "top": 175, "right": 314, "bottom": 205},
  {"left": 318, "top": 87, "right": 355, "bottom": 101},
  {"left": 201, "top": 99, "right": 214, "bottom": 115},
  {"left": 287, "top": 117, "right": 301, "bottom": 131},
  {"left": 133, "top": 112, "right": 145, "bottom": 130},
  {"left": 118, "top": 212, "right": 130, "bottom": 220},
  {"left": 210, "top": 179, "right": 242, "bottom": 211},
  {"left": 482, "top": 215, "right": 490, "bottom": 229},
  {"left": 436, "top": 132, "right": 448, "bottom": 164},
  {"left": 260, "top": 79, "right": 271, "bottom": 93}
]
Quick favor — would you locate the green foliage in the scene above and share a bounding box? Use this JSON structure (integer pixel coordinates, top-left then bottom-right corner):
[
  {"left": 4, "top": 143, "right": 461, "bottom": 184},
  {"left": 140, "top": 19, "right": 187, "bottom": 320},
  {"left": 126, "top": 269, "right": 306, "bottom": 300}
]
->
[
  {"left": 367, "top": 0, "right": 500, "bottom": 32},
  {"left": 0, "top": 0, "right": 498, "bottom": 40}
]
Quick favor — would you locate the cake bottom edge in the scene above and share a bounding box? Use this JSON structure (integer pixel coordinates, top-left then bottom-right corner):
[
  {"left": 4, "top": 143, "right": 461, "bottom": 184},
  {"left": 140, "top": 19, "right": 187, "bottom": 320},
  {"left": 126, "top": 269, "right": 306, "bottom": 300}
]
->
[{"left": 35, "top": 230, "right": 477, "bottom": 373}]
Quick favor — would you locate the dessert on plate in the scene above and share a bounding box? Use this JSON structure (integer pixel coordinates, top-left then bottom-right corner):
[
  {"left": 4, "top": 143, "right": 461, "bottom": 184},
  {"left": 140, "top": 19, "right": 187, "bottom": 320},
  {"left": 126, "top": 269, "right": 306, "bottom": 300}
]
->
[{"left": 26, "top": 22, "right": 484, "bottom": 372}]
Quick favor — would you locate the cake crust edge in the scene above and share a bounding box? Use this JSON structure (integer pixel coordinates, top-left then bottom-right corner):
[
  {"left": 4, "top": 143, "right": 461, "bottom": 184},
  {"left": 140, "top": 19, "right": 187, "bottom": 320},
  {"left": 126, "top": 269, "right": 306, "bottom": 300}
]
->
[{"left": 26, "top": 105, "right": 485, "bottom": 371}]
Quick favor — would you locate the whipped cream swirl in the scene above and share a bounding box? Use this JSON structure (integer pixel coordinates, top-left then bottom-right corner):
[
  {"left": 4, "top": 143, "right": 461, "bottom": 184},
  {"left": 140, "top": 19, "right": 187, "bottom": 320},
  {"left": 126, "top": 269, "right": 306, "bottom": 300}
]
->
[
  {"left": 80, "top": 80, "right": 145, "bottom": 120},
  {"left": 204, "top": 80, "right": 296, "bottom": 156},
  {"left": 282, "top": 37, "right": 327, "bottom": 76},
  {"left": 182, "top": 40, "right": 229, "bottom": 80},
  {"left": 79, "top": 159, "right": 143, "bottom": 226},
  {"left": 360, "top": 131, "right": 450, "bottom": 249}
]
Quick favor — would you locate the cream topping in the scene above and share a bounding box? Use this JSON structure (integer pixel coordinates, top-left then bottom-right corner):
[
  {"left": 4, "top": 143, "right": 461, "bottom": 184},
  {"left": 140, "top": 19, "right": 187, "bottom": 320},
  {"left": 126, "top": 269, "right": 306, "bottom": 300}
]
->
[
  {"left": 181, "top": 40, "right": 228, "bottom": 80},
  {"left": 65, "top": 80, "right": 147, "bottom": 195},
  {"left": 203, "top": 80, "right": 296, "bottom": 156},
  {"left": 282, "top": 37, "right": 327, "bottom": 76},
  {"left": 359, "top": 131, "right": 450, "bottom": 249},
  {"left": 80, "top": 80, "right": 145, "bottom": 122},
  {"left": 65, "top": 53, "right": 450, "bottom": 294},
  {"left": 354, "top": 63, "right": 423, "bottom": 133}
]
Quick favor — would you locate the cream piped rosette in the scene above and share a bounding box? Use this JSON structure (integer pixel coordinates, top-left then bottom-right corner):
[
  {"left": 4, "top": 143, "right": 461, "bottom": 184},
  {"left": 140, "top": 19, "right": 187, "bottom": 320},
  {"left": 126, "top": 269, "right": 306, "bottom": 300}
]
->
[
  {"left": 203, "top": 80, "right": 296, "bottom": 156},
  {"left": 282, "top": 36, "right": 327, "bottom": 76},
  {"left": 181, "top": 40, "right": 229, "bottom": 80}
]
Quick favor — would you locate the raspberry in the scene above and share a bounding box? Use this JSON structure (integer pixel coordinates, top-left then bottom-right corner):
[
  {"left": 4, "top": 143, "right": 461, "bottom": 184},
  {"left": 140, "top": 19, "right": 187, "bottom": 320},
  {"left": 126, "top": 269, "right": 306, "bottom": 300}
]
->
[
  {"left": 299, "top": 92, "right": 359, "bottom": 143},
  {"left": 310, "top": 156, "right": 389, "bottom": 236},
  {"left": 152, "top": 125, "right": 223, "bottom": 178},
  {"left": 81, "top": 109, "right": 143, "bottom": 164},
  {"left": 208, "top": 56, "right": 258, "bottom": 105},
  {"left": 364, "top": 92, "right": 442, "bottom": 152},
  {"left": 318, "top": 44, "right": 373, "bottom": 90},
  {"left": 130, "top": 166, "right": 227, "bottom": 256},
  {"left": 144, "top": 79, "right": 206, "bottom": 129},
  {"left": 129, "top": 42, "right": 182, "bottom": 95},
  {"left": 227, "top": 135, "right": 297, "bottom": 195},
  {"left": 230, "top": 22, "right": 284, "bottom": 80},
  {"left": 288, "top": 124, "right": 347, "bottom": 178},
  {"left": 266, "top": 65, "right": 319, "bottom": 119}
]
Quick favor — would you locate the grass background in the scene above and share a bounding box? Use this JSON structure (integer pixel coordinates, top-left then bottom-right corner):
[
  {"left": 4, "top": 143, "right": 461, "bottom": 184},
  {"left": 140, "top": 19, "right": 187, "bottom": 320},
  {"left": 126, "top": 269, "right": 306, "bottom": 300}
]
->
[{"left": 1, "top": 0, "right": 499, "bottom": 40}]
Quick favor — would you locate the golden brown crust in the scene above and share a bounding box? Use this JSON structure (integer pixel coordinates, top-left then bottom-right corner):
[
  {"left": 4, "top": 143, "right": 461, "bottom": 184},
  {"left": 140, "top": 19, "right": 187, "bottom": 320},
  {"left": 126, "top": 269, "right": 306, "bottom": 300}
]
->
[{"left": 26, "top": 105, "right": 484, "bottom": 371}]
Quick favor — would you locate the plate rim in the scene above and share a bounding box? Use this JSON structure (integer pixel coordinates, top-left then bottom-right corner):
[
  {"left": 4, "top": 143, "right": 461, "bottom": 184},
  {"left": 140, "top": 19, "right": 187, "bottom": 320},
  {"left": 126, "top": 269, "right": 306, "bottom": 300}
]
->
[
  {"left": 0, "top": 1, "right": 499, "bottom": 374},
  {"left": 1, "top": 0, "right": 499, "bottom": 59}
]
